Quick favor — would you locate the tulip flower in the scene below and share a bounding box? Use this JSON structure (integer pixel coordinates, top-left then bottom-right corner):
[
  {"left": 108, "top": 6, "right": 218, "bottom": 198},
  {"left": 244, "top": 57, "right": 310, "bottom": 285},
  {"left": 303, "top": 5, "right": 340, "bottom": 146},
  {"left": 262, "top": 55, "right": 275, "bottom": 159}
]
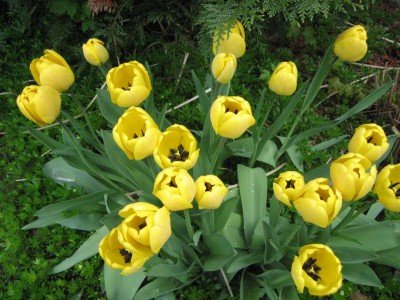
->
[
  {"left": 16, "top": 85, "right": 61, "bottom": 126},
  {"left": 348, "top": 123, "right": 389, "bottom": 164},
  {"left": 99, "top": 227, "right": 154, "bottom": 275},
  {"left": 212, "top": 21, "right": 246, "bottom": 58},
  {"left": 330, "top": 153, "right": 377, "bottom": 201},
  {"left": 195, "top": 175, "right": 228, "bottom": 209},
  {"left": 30, "top": 49, "right": 75, "bottom": 92},
  {"left": 106, "top": 61, "right": 152, "bottom": 107},
  {"left": 334, "top": 25, "right": 368, "bottom": 62},
  {"left": 211, "top": 53, "right": 237, "bottom": 84},
  {"left": 273, "top": 171, "right": 305, "bottom": 207},
  {"left": 113, "top": 107, "right": 161, "bottom": 160},
  {"left": 82, "top": 38, "right": 109, "bottom": 66},
  {"left": 374, "top": 164, "right": 400, "bottom": 212},
  {"left": 153, "top": 167, "right": 196, "bottom": 211},
  {"left": 291, "top": 244, "right": 342, "bottom": 296},
  {"left": 268, "top": 62, "right": 298, "bottom": 96},
  {"left": 210, "top": 96, "right": 255, "bottom": 139},
  {"left": 118, "top": 202, "right": 172, "bottom": 253},
  {"left": 153, "top": 124, "right": 200, "bottom": 170},
  {"left": 293, "top": 178, "right": 342, "bottom": 228}
]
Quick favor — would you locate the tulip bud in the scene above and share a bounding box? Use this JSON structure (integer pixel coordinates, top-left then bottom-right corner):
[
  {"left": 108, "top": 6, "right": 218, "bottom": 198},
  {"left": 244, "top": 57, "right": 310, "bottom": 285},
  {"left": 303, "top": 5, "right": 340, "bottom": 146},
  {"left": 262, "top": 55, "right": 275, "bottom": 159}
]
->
[
  {"left": 113, "top": 107, "right": 161, "bottom": 160},
  {"left": 106, "top": 61, "right": 152, "bottom": 107},
  {"left": 330, "top": 153, "right": 377, "bottom": 201},
  {"left": 195, "top": 175, "right": 228, "bottom": 209},
  {"left": 293, "top": 178, "right": 342, "bottom": 228},
  {"left": 291, "top": 244, "right": 342, "bottom": 296},
  {"left": 374, "top": 164, "right": 400, "bottom": 212},
  {"left": 273, "top": 171, "right": 305, "bottom": 207},
  {"left": 153, "top": 167, "right": 196, "bottom": 211},
  {"left": 212, "top": 21, "right": 246, "bottom": 58},
  {"left": 210, "top": 96, "right": 255, "bottom": 139},
  {"left": 211, "top": 53, "right": 237, "bottom": 84},
  {"left": 118, "top": 202, "right": 172, "bottom": 253},
  {"left": 82, "top": 38, "right": 109, "bottom": 66},
  {"left": 268, "top": 62, "right": 298, "bottom": 96},
  {"left": 30, "top": 50, "right": 75, "bottom": 92},
  {"left": 16, "top": 85, "right": 61, "bottom": 126},
  {"left": 153, "top": 124, "right": 200, "bottom": 170},
  {"left": 334, "top": 25, "right": 368, "bottom": 62},
  {"left": 348, "top": 123, "right": 389, "bottom": 164},
  {"left": 99, "top": 227, "right": 154, "bottom": 275}
]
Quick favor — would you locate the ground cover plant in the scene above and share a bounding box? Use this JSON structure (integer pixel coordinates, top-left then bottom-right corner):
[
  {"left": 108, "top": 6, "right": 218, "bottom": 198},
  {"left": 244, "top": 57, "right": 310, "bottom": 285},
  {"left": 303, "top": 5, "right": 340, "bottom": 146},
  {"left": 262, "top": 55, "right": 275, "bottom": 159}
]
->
[{"left": 1, "top": 1, "right": 400, "bottom": 299}]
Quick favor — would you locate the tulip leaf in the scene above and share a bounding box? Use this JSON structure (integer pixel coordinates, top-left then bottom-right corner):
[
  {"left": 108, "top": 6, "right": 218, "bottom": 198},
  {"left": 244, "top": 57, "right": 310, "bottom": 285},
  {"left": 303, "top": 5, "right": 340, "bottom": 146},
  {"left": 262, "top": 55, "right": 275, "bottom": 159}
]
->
[
  {"left": 58, "top": 213, "right": 103, "bottom": 231},
  {"left": 22, "top": 212, "right": 67, "bottom": 230},
  {"left": 203, "top": 234, "right": 236, "bottom": 271},
  {"left": 104, "top": 265, "right": 146, "bottom": 300},
  {"left": 343, "top": 263, "right": 382, "bottom": 287},
  {"left": 280, "top": 286, "right": 299, "bottom": 300},
  {"left": 214, "top": 196, "right": 239, "bottom": 232},
  {"left": 134, "top": 277, "right": 197, "bottom": 300},
  {"left": 227, "top": 138, "right": 277, "bottom": 167},
  {"left": 146, "top": 261, "right": 194, "bottom": 277},
  {"left": 222, "top": 212, "right": 247, "bottom": 249},
  {"left": 51, "top": 225, "right": 109, "bottom": 274},
  {"left": 226, "top": 252, "right": 263, "bottom": 274},
  {"left": 310, "top": 134, "right": 347, "bottom": 152},
  {"left": 240, "top": 273, "right": 261, "bottom": 300},
  {"left": 26, "top": 127, "right": 63, "bottom": 149},
  {"left": 332, "top": 246, "right": 377, "bottom": 264},
  {"left": 238, "top": 165, "right": 268, "bottom": 246},
  {"left": 366, "top": 202, "right": 385, "bottom": 220},
  {"left": 374, "top": 246, "right": 400, "bottom": 269},
  {"left": 97, "top": 89, "right": 125, "bottom": 126},
  {"left": 101, "top": 209, "right": 123, "bottom": 230},
  {"left": 191, "top": 70, "right": 210, "bottom": 116},
  {"left": 258, "top": 269, "right": 292, "bottom": 289}
]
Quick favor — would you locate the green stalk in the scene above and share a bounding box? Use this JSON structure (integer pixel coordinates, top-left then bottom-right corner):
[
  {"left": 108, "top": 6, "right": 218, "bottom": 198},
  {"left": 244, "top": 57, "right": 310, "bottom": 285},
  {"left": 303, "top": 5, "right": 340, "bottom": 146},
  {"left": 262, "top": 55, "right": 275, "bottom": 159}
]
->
[
  {"left": 184, "top": 210, "right": 194, "bottom": 239},
  {"left": 210, "top": 137, "right": 227, "bottom": 174}
]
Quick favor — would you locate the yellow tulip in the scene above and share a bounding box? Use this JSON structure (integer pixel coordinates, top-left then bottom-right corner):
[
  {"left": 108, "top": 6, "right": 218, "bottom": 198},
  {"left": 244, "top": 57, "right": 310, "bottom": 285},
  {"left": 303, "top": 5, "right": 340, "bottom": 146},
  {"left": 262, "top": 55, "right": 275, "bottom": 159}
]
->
[
  {"left": 273, "top": 171, "right": 305, "bottom": 207},
  {"left": 82, "top": 38, "right": 109, "bottom": 66},
  {"left": 195, "top": 175, "right": 228, "bottom": 209},
  {"left": 153, "top": 167, "right": 196, "bottom": 211},
  {"left": 153, "top": 124, "right": 200, "bottom": 170},
  {"left": 374, "top": 164, "right": 400, "bottom": 212},
  {"left": 212, "top": 21, "right": 246, "bottom": 58},
  {"left": 291, "top": 244, "right": 342, "bottom": 296},
  {"left": 211, "top": 53, "right": 237, "bottom": 84},
  {"left": 330, "top": 153, "right": 377, "bottom": 201},
  {"left": 99, "top": 227, "right": 154, "bottom": 275},
  {"left": 268, "top": 62, "right": 298, "bottom": 96},
  {"left": 334, "top": 25, "right": 368, "bottom": 62},
  {"left": 348, "top": 123, "right": 389, "bottom": 164},
  {"left": 106, "top": 61, "right": 152, "bottom": 107},
  {"left": 293, "top": 178, "right": 342, "bottom": 228},
  {"left": 210, "top": 96, "right": 255, "bottom": 139},
  {"left": 30, "top": 49, "right": 75, "bottom": 92},
  {"left": 113, "top": 107, "right": 161, "bottom": 160},
  {"left": 118, "top": 202, "right": 172, "bottom": 253},
  {"left": 16, "top": 85, "right": 61, "bottom": 126}
]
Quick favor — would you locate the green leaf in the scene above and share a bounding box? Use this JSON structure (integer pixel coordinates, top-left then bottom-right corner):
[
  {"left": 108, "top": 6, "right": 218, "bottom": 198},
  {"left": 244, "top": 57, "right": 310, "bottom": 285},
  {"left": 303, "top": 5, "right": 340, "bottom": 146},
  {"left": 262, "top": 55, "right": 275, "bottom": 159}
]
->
[
  {"left": 146, "top": 261, "right": 194, "bottom": 277},
  {"left": 227, "top": 252, "right": 263, "bottom": 273},
  {"left": 51, "top": 226, "right": 109, "bottom": 274},
  {"left": 238, "top": 165, "right": 268, "bottom": 246},
  {"left": 134, "top": 277, "right": 196, "bottom": 300},
  {"left": 27, "top": 127, "right": 63, "bottom": 149},
  {"left": 227, "top": 138, "right": 277, "bottom": 167},
  {"left": 374, "top": 246, "right": 400, "bottom": 268},
  {"left": 97, "top": 89, "right": 125, "bottom": 126},
  {"left": 214, "top": 197, "right": 239, "bottom": 232},
  {"left": 332, "top": 247, "right": 377, "bottom": 264},
  {"left": 58, "top": 213, "right": 103, "bottom": 231},
  {"left": 343, "top": 263, "right": 383, "bottom": 287},
  {"left": 104, "top": 265, "right": 145, "bottom": 300},
  {"left": 48, "top": 0, "right": 78, "bottom": 18},
  {"left": 240, "top": 273, "right": 261, "bottom": 300},
  {"left": 311, "top": 134, "right": 347, "bottom": 152},
  {"left": 101, "top": 210, "right": 123, "bottom": 230},
  {"left": 222, "top": 213, "right": 247, "bottom": 249},
  {"left": 258, "top": 269, "right": 292, "bottom": 289},
  {"left": 203, "top": 234, "right": 236, "bottom": 271},
  {"left": 22, "top": 213, "right": 67, "bottom": 230},
  {"left": 280, "top": 286, "right": 299, "bottom": 300},
  {"left": 366, "top": 202, "right": 384, "bottom": 220},
  {"left": 191, "top": 70, "right": 210, "bottom": 116}
]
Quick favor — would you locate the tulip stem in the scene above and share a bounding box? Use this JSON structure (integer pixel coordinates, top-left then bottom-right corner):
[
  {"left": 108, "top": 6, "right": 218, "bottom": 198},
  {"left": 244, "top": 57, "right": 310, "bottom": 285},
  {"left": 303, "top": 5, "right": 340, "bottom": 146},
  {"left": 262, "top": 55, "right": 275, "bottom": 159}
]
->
[
  {"left": 184, "top": 210, "right": 194, "bottom": 239},
  {"left": 210, "top": 137, "right": 227, "bottom": 174},
  {"left": 212, "top": 82, "right": 221, "bottom": 101}
]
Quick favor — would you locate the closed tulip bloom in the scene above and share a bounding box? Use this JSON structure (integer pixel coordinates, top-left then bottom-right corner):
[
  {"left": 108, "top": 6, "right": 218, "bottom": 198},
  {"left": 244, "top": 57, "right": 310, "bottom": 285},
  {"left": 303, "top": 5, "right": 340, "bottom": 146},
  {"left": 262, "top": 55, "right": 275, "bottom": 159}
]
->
[
  {"left": 212, "top": 21, "right": 246, "bottom": 58},
  {"left": 195, "top": 175, "right": 228, "bottom": 209},
  {"left": 82, "top": 38, "right": 109, "bottom": 66},
  {"left": 16, "top": 85, "right": 61, "bottom": 126},
  {"left": 153, "top": 124, "right": 200, "bottom": 170},
  {"left": 291, "top": 244, "right": 342, "bottom": 296},
  {"left": 293, "top": 178, "right": 342, "bottom": 228},
  {"left": 348, "top": 124, "right": 389, "bottom": 164},
  {"left": 334, "top": 25, "right": 368, "bottom": 62},
  {"left": 211, "top": 53, "right": 237, "bottom": 84},
  {"left": 106, "top": 61, "right": 152, "bottom": 107},
  {"left": 99, "top": 227, "right": 154, "bottom": 275},
  {"left": 153, "top": 167, "right": 196, "bottom": 211},
  {"left": 30, "top": 49, "right": 74, "bottom": 92},
  {"left": 268, "top": 62, "right": 298, "bottom": 96},
  {"left": 118, "top": 202, "right": 172, "bottom": 253},
  {"left": 273, "top": 171, "right": 305, "bottom": 207},
  {"left": 330, "top": 153, "right": 377, "bottom": 201},
  {"left": 113, "top": 107, "right": 161, "bottom": 160},
  {"left": 210, "top": 96, "right": 255, "bottom": 139},
  {"left": 374, "top": 164, "right": 400, "bottom": 212}
]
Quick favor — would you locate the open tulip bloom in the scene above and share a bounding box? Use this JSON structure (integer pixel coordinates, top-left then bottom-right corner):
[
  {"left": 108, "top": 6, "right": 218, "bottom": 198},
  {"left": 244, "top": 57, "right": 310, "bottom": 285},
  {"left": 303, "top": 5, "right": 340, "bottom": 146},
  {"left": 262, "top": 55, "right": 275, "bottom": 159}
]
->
[{"left": 20, "top": 22, "right": 400, "bottom": 299}]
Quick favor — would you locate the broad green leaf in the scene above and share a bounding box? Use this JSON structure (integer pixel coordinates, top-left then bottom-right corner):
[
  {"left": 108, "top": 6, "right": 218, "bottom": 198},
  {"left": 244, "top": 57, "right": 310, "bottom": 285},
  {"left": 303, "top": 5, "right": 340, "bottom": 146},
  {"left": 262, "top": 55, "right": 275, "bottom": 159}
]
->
[
  {"left": 258, "top": 269, "right": 292, "bottom": 289},
  {"left": 222, "top": 213, "right": 247, "bottom": 249},
  {"left": 191, "top": 70, "right": 210, "bottom": 116},
  {"left": 374, "top": 246, "right": 400, "bottom": 268},
  {"left": 58, "top": 213, "right": 103, "bottom": 231},
  {"left": 104, "top": 265, "right": 145, "bottom": 300},
  {"left": 286, "top": 144, "right": 303, "bottom": 171},
  {"left": 97, "top": 89, "right": 125, "bottom": 126},
  {"left": 22, "top": 213, "right": 67, "bottom": 230},
  {"left": 251, "top": 218, "right": 265, "bottom": 251},
  {"left": 238, "top": 165, "right": 268, "bottom": 246},
  {"left": 343, "top": 263, "right": 382, "bottom": 287},
  {"left": 51, "top": 226, "right": 109, "bottom": 274},
  {"left": 214, "top": 197, "right": 239, "bottom": 232},
  {"left": 280, "top": 286, "right": 299, "bottom": 300},
  {"left": 101, "top": 210, "right": 123, "bottom": 230},
  {"left": 227, "top": 138, "right": 277, "bottom": 167},
  {"left": 332, "top": 246, "right": 377, "bottom": 264},
  {"left": 240, "top": 273, "right": 261, "bottom": 300},
  {"left": 311, "top": 134, "right": 347, "bottom": 152},
  {"left": 27, "top": 127, "right": 63, "bottom": 149},
  {"left": 146, "top": 261, "right": 194, "bottom": 277},
  {"left": 134, "top": 277, "right": 196, "bottom": 300},
  {"left": 227, "top": 252, "right": 263, "bottom": 273},
  {"left": 203, "top": 234, "right": 236, "bottom": 271},
  {"left": 366, "top": 202, "right": 384, "bottom": 220}
]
